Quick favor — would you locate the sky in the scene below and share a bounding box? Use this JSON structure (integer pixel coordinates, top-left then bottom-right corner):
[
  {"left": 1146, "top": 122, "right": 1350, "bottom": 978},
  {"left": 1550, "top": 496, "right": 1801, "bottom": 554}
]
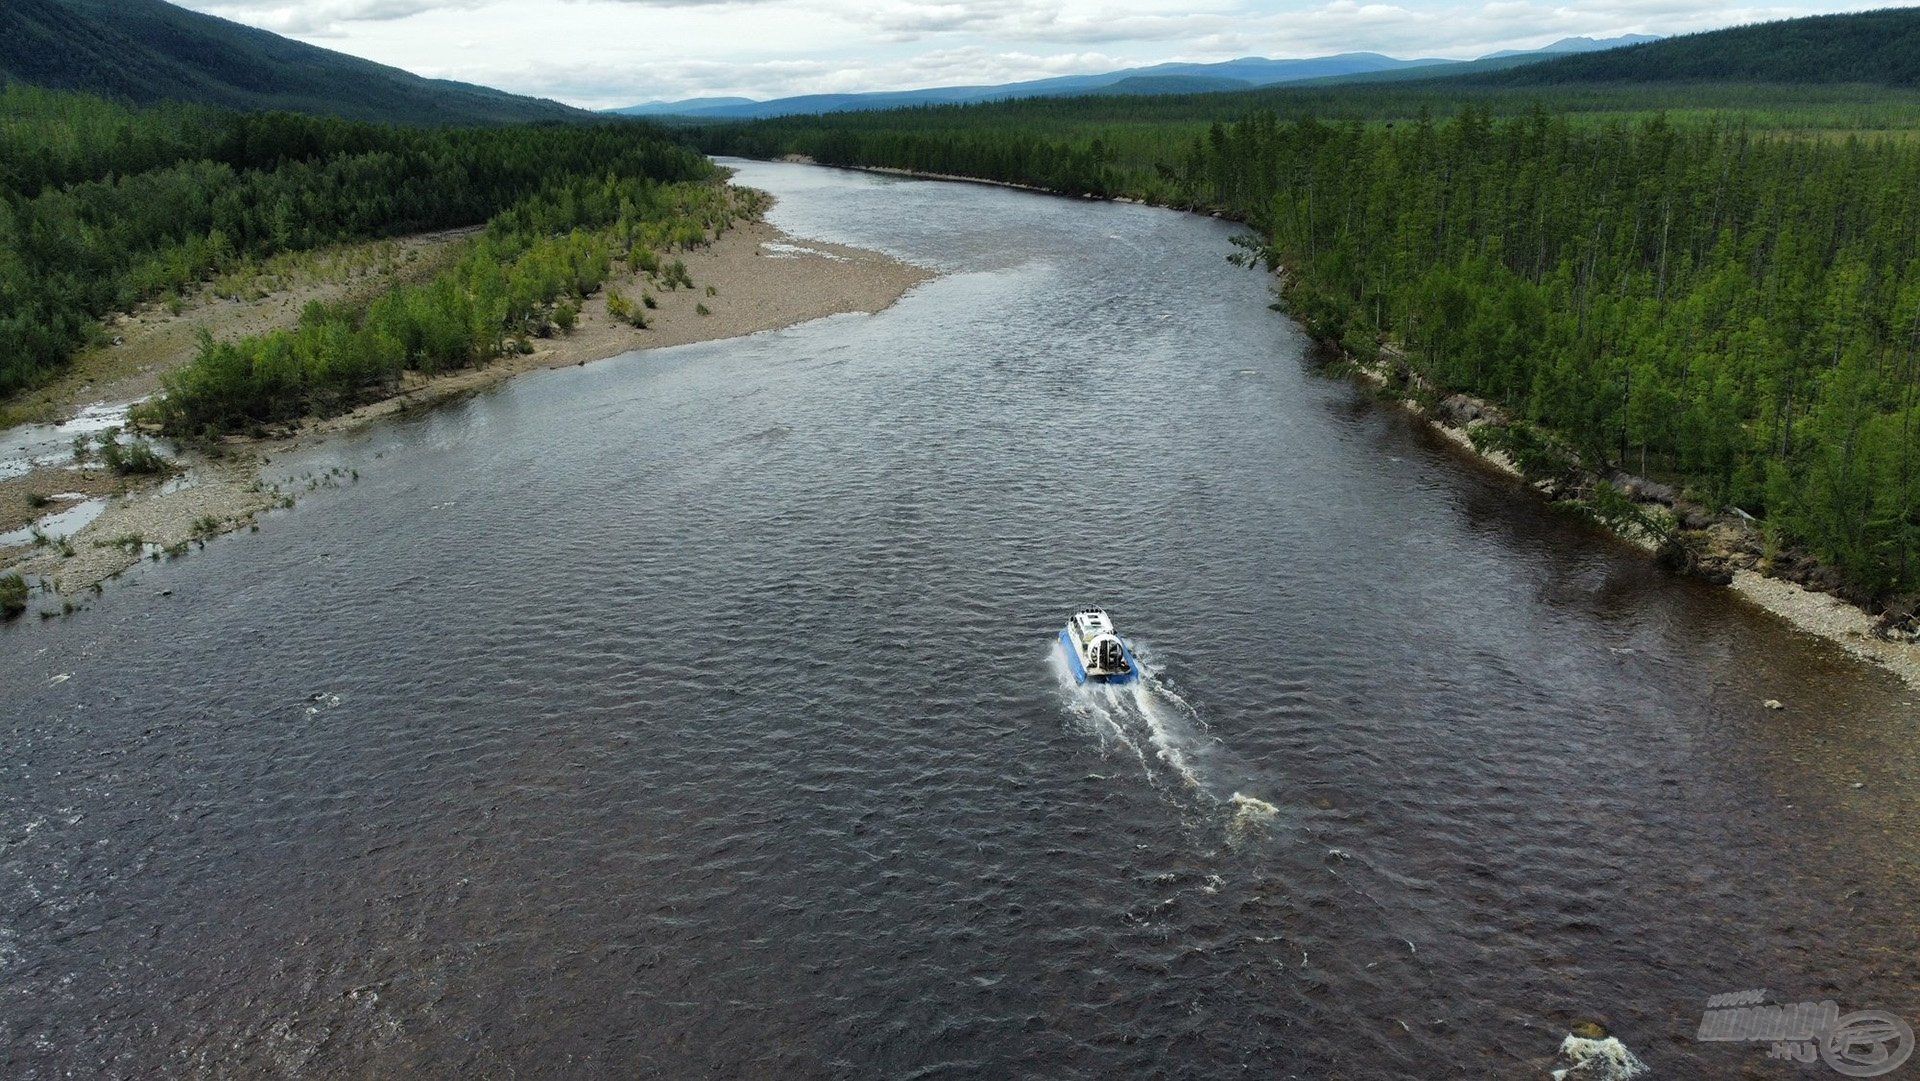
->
[{"left": 172, "top": 0, "right": 1878, "bottom": 109}]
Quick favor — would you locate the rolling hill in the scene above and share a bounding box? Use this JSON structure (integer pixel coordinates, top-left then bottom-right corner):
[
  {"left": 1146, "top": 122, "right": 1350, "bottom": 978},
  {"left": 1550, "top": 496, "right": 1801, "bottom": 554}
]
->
[
  {"left": 0, "top": 0, "right": 589, "bottom": 125},
  {"left": 1488, "top": 8, "right": 1920, "bottom": 86},
  {"left": 611, "top": 53, "right": 1456, "bottom": 118},
  {"left": 614, "top": 37, "right": 1658, "bottom": 119},
  {"left": 1292, "top": 34, "right": 1664, "bottom": 86}
]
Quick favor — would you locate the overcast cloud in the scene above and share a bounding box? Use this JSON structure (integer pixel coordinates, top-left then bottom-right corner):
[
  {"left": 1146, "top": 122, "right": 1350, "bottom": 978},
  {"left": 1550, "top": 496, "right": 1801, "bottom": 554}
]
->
[{"left": 173, "top": 0, "right": 1875, "bottom": 109}]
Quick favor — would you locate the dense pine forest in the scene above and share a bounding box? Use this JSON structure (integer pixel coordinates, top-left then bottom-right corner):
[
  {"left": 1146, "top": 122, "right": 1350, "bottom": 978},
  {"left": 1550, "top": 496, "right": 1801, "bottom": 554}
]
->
[
  {"left": 703, "top": 91, "right": 1920, "bottom": 602},
  {"left": 0, "top": 84, "right": 710, "bottom": 399}
]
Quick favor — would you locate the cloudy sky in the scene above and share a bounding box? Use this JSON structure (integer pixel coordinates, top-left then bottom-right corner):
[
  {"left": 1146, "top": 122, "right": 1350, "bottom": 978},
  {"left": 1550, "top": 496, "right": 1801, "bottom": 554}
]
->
[{"left": 173, "top": 0, "right": 1871, "bottom": 109}]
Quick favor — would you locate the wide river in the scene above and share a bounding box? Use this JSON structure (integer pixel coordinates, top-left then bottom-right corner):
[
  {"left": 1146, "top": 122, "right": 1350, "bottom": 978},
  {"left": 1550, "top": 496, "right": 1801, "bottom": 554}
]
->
[{"left": 4, "top": 160, "right": 1918, "bottom": 1079}]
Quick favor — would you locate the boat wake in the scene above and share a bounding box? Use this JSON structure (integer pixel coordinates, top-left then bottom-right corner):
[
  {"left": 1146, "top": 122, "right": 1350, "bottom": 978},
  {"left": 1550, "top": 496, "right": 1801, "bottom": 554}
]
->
[{"left": 1052, "top": 638, "right": 1285, "bottom": 844}]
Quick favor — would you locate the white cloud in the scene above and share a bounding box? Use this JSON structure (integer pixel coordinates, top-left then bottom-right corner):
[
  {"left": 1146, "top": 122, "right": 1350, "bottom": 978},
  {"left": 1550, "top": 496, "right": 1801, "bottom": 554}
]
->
[{"left": 170, "top": 0, "right": 1877, "bottom": 109}]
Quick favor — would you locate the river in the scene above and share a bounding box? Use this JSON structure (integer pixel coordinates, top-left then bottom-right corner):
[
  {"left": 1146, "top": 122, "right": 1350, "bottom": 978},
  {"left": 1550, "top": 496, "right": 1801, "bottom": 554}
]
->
[{"left": 3, "top": 159, "right": 1917, "bottom": 1078}]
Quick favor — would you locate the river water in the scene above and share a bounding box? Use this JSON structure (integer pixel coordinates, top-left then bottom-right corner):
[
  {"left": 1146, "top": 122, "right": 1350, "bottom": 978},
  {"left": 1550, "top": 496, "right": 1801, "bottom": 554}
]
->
[{"left": 3, "top": 159, "right": 1917, "bottom": 1079}]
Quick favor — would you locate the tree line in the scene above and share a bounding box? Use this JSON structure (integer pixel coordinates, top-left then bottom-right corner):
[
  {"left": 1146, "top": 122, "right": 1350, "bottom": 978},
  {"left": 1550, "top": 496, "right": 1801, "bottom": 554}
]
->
[
  {"left": 703, "top": 104, "right": 1920, "bottom": 602},
  {"left": 145, "top": 177, "right": 742, "bottom": 435},
  {"left": 0, "top": 84, "right": 710, "bottom": 398}
]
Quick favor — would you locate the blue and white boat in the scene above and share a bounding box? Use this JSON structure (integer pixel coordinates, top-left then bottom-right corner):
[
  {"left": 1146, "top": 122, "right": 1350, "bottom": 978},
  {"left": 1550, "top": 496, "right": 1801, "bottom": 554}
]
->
[{"left": 1059, "top": 607, "right": 1141, "bottom": 685}]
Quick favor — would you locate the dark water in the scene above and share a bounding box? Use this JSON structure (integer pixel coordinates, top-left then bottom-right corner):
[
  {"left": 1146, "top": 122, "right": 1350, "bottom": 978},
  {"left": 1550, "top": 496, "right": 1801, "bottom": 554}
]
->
[{"left": 4, "top": 160, "right": 1918, "bottom": 1079}]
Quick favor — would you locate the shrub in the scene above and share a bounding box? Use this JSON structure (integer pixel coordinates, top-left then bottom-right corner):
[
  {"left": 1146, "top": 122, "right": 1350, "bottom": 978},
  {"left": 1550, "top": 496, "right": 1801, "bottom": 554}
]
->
[
  {"left": 97, "top": 429, "right": 167, "bottom": 475},
  {"left": 0, "top": 574, "right": 26, "bottom": 621},
  {"left": 605, "top": 288, "right": 649, "bottom": 329}
]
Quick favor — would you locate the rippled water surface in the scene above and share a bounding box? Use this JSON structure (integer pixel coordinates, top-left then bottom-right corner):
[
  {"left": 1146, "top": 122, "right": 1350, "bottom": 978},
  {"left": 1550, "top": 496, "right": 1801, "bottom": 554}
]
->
[{"left": 4, "top": 160, "right": 1918, "bottom": 1079}]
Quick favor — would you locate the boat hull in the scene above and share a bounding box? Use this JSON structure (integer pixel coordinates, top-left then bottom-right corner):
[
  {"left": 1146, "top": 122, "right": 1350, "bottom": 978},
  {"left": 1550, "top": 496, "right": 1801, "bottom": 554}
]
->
[{"left": 1059, "top": 627, "right": 1141, "bottom": 685}]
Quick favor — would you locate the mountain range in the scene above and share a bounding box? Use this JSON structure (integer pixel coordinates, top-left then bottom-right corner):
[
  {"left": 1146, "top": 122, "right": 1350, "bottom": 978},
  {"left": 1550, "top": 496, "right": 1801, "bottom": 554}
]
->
[
  {"left": 5, "top": 0, "right": 1911, "bottom": 133},
  {"left": 0, "top": 0, "right": 588, "bottom": 125},
  {"left": 611, "top": 35, "right": 1662, "bottom": 120}
]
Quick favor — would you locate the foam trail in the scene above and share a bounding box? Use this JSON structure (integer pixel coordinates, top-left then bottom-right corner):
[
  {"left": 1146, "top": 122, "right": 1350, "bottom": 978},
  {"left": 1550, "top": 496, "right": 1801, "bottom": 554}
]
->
[
  {"left": 1054, "top": 640, "right": 1287, "bottom": 843},
  {"left": 1054, "top": 636, "right": 1212, "bottom": 795},
  {"left": 1122, "top": 680, "right": 1204, "bottom": 791},
  {"left": 1051, "top": 644, "right": 1148, "bottom": 767}
]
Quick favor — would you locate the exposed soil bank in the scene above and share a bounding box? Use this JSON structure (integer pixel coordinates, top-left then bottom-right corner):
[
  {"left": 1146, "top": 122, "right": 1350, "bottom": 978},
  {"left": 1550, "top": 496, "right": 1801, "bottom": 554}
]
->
[{"left": 0, "top": 200, "right": 931, "bottom": 616}]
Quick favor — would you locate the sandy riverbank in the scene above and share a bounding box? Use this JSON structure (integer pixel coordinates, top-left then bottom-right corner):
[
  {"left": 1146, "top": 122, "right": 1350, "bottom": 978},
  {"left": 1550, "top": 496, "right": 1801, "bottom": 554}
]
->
[{"left": 1, "top": 200, "right": 931, "bottom": 615}]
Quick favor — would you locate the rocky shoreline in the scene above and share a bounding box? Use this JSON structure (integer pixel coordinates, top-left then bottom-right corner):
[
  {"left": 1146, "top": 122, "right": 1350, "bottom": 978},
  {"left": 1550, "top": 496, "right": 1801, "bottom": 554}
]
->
[
  {"left": 1339, "top": 333, "right": 1920, "bottom": 689},
  {"left": 774, "top": 155, "right": 1920, "bottom": 689}
]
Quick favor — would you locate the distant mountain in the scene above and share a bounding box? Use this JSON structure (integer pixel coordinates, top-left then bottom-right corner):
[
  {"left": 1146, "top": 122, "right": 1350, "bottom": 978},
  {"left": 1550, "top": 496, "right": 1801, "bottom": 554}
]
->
[
  {"left": 618, "top": 96, "right": 758, "bottom": 117},
  {"left": 615, "top": 37, "right": 1664, "bottom": 120},
  {"left": 0, "top": 0, "right": 589, "bottom": 125},
  {"left": 1110, "top": 54, "right": 1456, "bottom": 87},
  {"left": 610, "top": 53, "right": 1456, "bottom": 119},
  {"left": 1488, "top": 9, "right": 1920, "bottom": 86},
  {"left": 1086, "top": 75, "right": 1255, "bottom": 96},
  {"left": 1289, "top": 33, "right": 1666, "bottom": 87},
  {"left": 1481, "top": 34, "right": 1662, "bottom": 59}
]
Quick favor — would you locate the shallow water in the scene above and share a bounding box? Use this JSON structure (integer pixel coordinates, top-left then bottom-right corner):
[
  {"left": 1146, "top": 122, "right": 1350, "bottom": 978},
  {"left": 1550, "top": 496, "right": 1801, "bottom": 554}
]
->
[
  {"left": 0, "top": 496, "right": 111, "bottom": 549},
  {"left": 0, "top": 400, "right": 140, "bottom": 481},
  {"left": 3, "top": 160, "right": 1917, "bottom": 1078}
]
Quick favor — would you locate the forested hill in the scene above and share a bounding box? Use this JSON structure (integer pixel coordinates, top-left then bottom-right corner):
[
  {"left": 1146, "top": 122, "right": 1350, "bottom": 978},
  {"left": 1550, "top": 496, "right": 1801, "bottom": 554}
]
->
[
  {"left": 0, "top": 0, "right": 587, "bottom": 125},
  {"left": 1488, "top": 7, "right": 1920, "bottom": 87}
]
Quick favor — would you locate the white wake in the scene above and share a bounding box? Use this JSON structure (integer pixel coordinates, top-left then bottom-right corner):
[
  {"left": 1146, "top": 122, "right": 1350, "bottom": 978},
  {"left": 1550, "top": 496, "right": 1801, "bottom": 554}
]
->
[{"left": 1052, "top": 638, "right": 1283, "bottom": 843}]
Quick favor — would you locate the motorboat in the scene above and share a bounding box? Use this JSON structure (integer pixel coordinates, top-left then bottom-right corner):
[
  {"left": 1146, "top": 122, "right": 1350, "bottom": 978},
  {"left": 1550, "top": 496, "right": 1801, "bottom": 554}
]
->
[{"left": 1058, "top": 607, "right": 1140, "bottom": 685}]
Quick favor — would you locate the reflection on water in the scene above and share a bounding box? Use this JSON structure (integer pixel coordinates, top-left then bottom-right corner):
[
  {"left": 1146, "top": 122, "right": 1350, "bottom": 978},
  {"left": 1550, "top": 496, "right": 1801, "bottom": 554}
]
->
[{"left": 1, "top": 160, "right": 1915, "bottom": 1079}]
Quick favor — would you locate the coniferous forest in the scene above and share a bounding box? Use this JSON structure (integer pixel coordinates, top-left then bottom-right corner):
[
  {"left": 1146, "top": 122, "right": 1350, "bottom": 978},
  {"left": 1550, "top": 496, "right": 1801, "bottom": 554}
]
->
[
  {"left": 701, "top": 97, "right": 1920, "bottom": 603},
  {"left": 14, "top": 5, "right": 1920, "bottom": 606},
  {"left": 0, "top": 84, "right": 710, "bottom": 400}
]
